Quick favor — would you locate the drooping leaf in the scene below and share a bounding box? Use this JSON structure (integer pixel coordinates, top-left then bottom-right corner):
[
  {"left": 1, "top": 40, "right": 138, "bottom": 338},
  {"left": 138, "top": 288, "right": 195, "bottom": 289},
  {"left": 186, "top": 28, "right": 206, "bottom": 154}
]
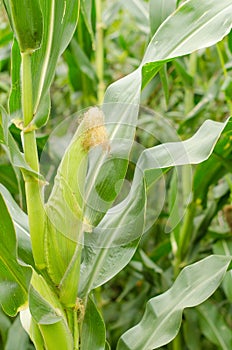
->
[
  {"left": 80, "top": 296, "right": 106, "bottom": 350},
  {"left": 105, "top": 0, "right": 232, "bottom": 104},
  {"left": 117, "top": 255, "right": 231, "bottom": 350},
  {"left": 0, "top": 192, "right": 31, "bottom": 316},
  {"left": 96, "top": 0, "right": 232, "bottom": 230},
  {"left": 79, "top": 118, "right": 228, "bottom": 296}
]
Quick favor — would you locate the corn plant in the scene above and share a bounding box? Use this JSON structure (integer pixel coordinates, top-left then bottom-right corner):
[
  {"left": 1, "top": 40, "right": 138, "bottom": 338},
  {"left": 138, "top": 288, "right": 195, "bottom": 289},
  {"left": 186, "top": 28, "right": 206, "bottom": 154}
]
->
[{"left": 0, "top": 0, "right": 232, "bottom": 349}]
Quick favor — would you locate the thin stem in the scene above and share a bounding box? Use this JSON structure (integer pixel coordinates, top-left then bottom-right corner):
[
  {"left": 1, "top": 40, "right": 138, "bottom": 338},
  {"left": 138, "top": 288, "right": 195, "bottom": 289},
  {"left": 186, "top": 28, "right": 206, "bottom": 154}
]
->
[
  {"left": 96, "top": 0, "right": 105, "bottom": 104},
  {"left": 21, "top": 52, "right": 45, "bottom": 269}
]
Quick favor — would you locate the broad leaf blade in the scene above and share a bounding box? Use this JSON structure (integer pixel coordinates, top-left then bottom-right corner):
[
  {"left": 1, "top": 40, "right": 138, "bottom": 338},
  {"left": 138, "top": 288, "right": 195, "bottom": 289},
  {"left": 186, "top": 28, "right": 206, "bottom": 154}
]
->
[
  {"left": 0, "top": 193, "right": 31, "bottom": 316},
  {"left": 117, "top": 255, "right": 231, "bottom": 350},
  {"left": 0, "top": 184, "right": 33, "bottom": 266},
  {"left": 105, "top": 0, "right": 232, "bottom": 102},
  {"left": 79, "top": 119, "right": 228, "bottom": 296}
]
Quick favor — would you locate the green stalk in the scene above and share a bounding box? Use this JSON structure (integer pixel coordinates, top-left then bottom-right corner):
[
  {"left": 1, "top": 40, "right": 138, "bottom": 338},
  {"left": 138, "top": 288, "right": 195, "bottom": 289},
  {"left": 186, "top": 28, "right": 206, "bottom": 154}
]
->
[
  {"left": 96, "top": 0, "right": 105, "bottom": 104},
  {"left": 21, "top": 52, "right": 45, "bottom": 269}
]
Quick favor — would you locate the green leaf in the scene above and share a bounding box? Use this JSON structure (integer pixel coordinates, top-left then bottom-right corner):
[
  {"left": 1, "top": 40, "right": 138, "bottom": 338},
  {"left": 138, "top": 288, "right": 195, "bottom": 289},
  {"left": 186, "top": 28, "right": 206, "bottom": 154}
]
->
[
  {"left": 80, "top": 296, "right": 106, "bottom": 350},
  {"left": 3, "top": 0, "right": 43, "bottom": 53},
  {"left": 117, "top": 255, "right": 231, "bottom": 350},
  {"left": 197, "top": 301, "right": 232, "bottom": 350},
  {"left": 0, "top": 184, "right": 33, "bottom": 266},
  {"left": 0, "top": 164, "right": 19, "bottom": 195},
  {"left": 97, "top": 0, "right": 232, "bottom": 225},
  {"left": 79, "top": 119, "right": 228, "bottom": 296},
  {"left": 0, "top": 192, "right": 31, "bottom": 316},
  {"left": 105, "top": 0, "right": 232, "bottom": 103}
]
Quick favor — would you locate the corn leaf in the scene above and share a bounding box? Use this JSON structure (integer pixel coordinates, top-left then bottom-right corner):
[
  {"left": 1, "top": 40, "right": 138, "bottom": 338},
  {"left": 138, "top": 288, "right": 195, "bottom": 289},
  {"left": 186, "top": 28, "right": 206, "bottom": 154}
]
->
[
  {"left": 117, "top": 255, "right": 231, "bottom": 350},
  {"left": 0, "top": 192, "right": 31, "bottom": 316},
  {"left": 77, "top": 0, "right": 232, "bottom": 297},
  {"left": 0, "top": 184, "right": 33, "bottom": 266},
  {"left": 79, "top": 118, "right": 228, "bottom": 296}
]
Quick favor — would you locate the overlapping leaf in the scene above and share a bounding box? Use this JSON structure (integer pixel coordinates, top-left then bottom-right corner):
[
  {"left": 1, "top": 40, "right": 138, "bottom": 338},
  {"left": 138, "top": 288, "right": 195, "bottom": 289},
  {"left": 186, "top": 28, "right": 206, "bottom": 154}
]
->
[
  {"left": 0, "top": 184, "right": 33, "bottom": 266},
  {"left": 0, "top": 192, "right": 31, "bottom": 316},
  {"left": 76, "top": 0, "right": 232, "bottom": 297},
  {"left": 9, "top": 0, "right": 80, "bottom": 127},
  {"left": 79, "top": 118, "right": 228, "bottom": 295}
]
